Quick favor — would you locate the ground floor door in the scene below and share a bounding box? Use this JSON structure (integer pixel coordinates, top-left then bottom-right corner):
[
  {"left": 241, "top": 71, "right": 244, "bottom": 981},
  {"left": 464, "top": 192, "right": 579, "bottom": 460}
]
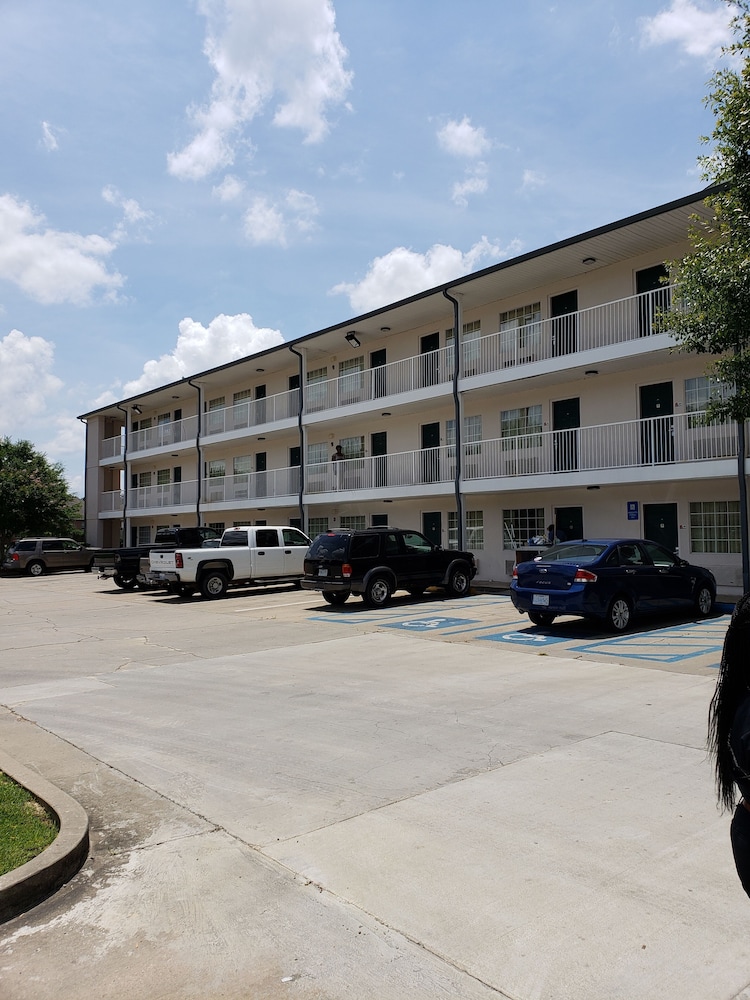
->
[
  {"left": 422, "top": 511, "right": 442, "bottom": 547},
  {"left": 644, "top": 502, "right": 679, "bottom": 552},
  {"left": 554, "top": 506, "right": 583, "bottom": 542}
]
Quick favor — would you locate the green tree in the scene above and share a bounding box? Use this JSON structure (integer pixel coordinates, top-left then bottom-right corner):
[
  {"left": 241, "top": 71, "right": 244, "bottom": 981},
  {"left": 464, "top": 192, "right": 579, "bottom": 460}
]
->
[
  {"left": 0, "top": 438, "right": 80, "bottom": 555},
  {"left": 669, "top": 1, "right": 750, "bottom": 418},
  {"left": 668, "top": 1, "right": 750, "bottom": 589}
]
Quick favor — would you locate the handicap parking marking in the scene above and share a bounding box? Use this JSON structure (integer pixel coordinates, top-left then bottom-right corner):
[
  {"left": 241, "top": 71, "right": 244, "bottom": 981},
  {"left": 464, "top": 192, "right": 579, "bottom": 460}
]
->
[
  {"left": 383, "top": 616, "right": 481, "bottom": 632},
  {"left": 478, "top": 628, "right": 571, "bottom": 645}
]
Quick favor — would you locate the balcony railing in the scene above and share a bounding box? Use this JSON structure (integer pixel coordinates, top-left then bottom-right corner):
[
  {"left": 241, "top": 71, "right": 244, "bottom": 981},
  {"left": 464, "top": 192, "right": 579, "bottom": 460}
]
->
[
  {"left": 101, "top": 490, "right": 124, "bottom": 512},
  {"left": 203, "top": 468, "right": 301, "bottom": 503},
  {"left": 202, "top": 389, "right": 301, "bottom": 438},
  {"left": 128, "top": 480, "right": 199, "bottom": 510},
  {"left": 130, "top": 415, "right": 199, "bottom": 454},
  {"left": 302, "top": 287, "right": 675, "bottom": 415},
  {"left": 101, "top": 435, "right": 124, "bottom": 461}
]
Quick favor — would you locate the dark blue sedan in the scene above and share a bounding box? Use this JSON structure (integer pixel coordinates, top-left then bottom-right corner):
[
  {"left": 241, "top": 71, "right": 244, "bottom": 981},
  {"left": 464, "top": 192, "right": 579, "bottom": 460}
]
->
[{"left": 510, "top": 538, "right": 716, "bottom": 632}]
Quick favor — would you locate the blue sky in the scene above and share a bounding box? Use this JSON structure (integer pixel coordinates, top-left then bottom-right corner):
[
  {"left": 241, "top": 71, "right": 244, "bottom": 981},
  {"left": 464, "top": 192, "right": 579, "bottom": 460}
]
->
[{"left": 0, "top": 0, "right": 739, "bottom": 492}]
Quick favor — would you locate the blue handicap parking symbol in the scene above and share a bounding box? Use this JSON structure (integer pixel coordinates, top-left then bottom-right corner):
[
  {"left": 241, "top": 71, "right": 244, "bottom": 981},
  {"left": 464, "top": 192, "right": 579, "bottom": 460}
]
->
[
  {"left": 479, "top": 628, "right": 570, "bottom": 645},
  {"left": 383, "top": 617, "right": 479, "bottom": 632}
]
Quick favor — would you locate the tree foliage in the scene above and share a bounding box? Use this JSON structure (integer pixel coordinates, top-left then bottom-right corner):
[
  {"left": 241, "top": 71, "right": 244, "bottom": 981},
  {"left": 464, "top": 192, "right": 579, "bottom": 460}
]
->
[
  {"left": 669, "top": 0, "right": 750, "bottom": 422},
  {"left": 0, "top": 438, "right": 80, "bottom": 554}
]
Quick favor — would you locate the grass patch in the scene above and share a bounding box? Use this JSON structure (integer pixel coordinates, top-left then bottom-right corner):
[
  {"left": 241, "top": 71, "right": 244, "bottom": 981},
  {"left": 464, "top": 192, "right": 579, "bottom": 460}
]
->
[{"left": 0, "top": 771, "right": 58, "bottom": 876}]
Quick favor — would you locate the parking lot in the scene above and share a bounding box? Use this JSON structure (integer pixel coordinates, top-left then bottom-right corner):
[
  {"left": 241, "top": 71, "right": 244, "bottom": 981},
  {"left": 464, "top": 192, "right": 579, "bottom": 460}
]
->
[{"left": 0, "top": 572, "right": 747, "bottom": 1000}]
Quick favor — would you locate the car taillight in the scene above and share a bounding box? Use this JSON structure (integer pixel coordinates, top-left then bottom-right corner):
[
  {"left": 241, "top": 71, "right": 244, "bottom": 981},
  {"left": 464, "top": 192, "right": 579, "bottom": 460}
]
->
[
  {"left": 342, "top": 563, "right": 352, "bottom": 578},
  {"left": 11, "top": 553, "right": 19, "bottom": 563},
  {"left": 512, "top": 565, "right": 518, "bottom": 579},
  {"left": 175, "top": 553, "right": 183, "bottom": 569},
  {"left": 574, "top": 569, "right": 597, "bottom": 583}
]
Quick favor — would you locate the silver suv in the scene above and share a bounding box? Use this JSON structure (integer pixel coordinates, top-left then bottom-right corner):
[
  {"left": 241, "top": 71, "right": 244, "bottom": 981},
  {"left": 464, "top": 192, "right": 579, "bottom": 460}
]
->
[{"left": 2, "top": 538, "right": 99, "bottom": 576}]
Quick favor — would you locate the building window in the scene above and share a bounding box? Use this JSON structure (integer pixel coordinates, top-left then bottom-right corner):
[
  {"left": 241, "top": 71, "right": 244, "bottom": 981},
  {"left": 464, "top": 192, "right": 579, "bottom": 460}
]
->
[
  {"left": 690, "top": 500, "right": 741, "bottom": 553},
  {"left": 207, "top": 522, "right": 225, "bottom": 534},
  {"left": 340, "top": 515, "right": 366, "bottom": 530},
  {"left": 308, "top": 517, "right": 329, "bottom": 537},
  {"left": 138, "top": 471, "right": 152, "bottom": 487},
  {"left": 502, "top": 508, "right": 545, "bottom": 548},
  {"left": 501, "top": 405, "right": 543, "bottom": 448},
  {"left": 156, "top": 469, "right": 170, "bottom": 485},
  {"left": 307, "top": 442, "right": 328, "bottom": 466},
  {"left": 233, "top": 455, "right": 252, "bottom": 475},
  {"left": 338, "top": 356, "right": 365, "bottom": 402},
  {"left": 207, "top": 460, "right": 225, "bottom": 478},
  {"left": 339, "top": 435, "right": 365, "bottom": 458},
  {"left": 500, "top": 303, "right": 542, "bottom": 361},
  {"left": 137, "top": 526, "right": 151, "bottom": 545},
  {"left": 306, "top": 366, "right": 328, "bottom": 411},
  {"left": 685, "top": 376, "right": 732, "bottom": 425},
  {"left": 233, "top": 389, "right": 252, "bottom": 403},
  {"left": 448, "top": 510, "right": 484, "bottom": 549}
]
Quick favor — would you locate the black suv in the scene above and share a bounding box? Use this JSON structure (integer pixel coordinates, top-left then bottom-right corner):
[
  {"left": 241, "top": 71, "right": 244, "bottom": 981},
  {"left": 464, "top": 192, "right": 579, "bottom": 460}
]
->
[{"left": 301, "top": 527, "right": 477, "bottom": 607}]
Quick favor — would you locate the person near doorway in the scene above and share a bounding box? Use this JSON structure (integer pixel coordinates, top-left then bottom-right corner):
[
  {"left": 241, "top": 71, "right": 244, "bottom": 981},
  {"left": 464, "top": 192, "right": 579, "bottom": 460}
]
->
[
  {"left": 708, "top": 593, "right": 750, "bottom": 897},
  {"left": 546, "top": 524, "right": 565, "bottom": 545},
  {"left": 332, "top": 444, "right": 344, "bottom": 489}
]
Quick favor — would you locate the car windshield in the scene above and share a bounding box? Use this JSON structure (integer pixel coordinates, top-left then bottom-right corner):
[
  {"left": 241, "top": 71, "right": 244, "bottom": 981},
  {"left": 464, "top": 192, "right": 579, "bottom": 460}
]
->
[{"left": 537, "top": 542, "right": 608, "bottom": 565}]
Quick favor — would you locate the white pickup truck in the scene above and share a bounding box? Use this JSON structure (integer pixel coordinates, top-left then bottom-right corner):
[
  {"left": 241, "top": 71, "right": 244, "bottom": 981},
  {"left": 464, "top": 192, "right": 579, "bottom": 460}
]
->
[{"left": 148, "top": 525, "right": 312, "bottom": 599}]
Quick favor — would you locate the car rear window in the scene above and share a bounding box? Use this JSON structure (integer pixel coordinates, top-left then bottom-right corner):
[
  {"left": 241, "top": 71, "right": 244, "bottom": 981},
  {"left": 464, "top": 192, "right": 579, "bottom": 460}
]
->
[
  {"left": 349, "top": 534, "right": 379, "bottom": 558},
  {"left": 15, "top": 541, "right": 36, "bottom": 551},
  {"left": 540, "top": 543, "right": 607, "bottom": 564},
  {"left": 221, "top": 530, "right": 247, "bottom": 546},
  {"left": 308, "top": 533, "right": 349, "bottom": 559}
]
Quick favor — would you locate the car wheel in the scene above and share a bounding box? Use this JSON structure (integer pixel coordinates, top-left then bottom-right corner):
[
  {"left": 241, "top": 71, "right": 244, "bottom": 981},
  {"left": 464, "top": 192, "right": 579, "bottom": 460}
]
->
[
  {"left": 529, "top": 611, "right": 556, "bottom": 627},
  {"left": 322, "top": 591, "right": 348, "bottom": 606},
  {"left": 200, "top": 571, "right": 228, "bottom": 600},
  {"left": 26, "top": 561, "right": 45, "bottom": 577},
  {"left": 447, "top": 565, "right": 471, "bottom": 598},
  {"left": 113, "top": 573, "right": 137, "bottom": 590},
  {"left": 363, "top": 575, "right": 392, "bottom": 608},
  {"left": 607, "top": 595, "right": 632, "bottom": 633},
  {"left": 694, "top": 584, "right": 714, "bottom": 618}
]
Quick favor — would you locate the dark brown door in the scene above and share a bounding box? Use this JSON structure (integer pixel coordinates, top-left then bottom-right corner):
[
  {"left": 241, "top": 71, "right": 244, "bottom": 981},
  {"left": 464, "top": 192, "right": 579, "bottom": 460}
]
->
[
  {"left": 640, "top": 382, "right": 674, "bottom": 464},
  {"left": 551, "top": 291, "right": 577, "bottom": 356}
]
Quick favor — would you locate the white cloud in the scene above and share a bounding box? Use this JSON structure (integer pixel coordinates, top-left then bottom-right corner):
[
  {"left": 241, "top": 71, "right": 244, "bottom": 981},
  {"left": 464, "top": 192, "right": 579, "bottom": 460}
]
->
[
  {"left": 0, "top": 329, "right": 63, "bottom": 431},
  {"left": 640, "top": 1, "right": 737, "bottom": 60},
  {"left": 0, "top": 195, "right": 124, "bottom": 305},
  {"left": 168, "top": 0, "right": 353, "bottom": 181},
  {"left": 437, "top": 117, "right": 492, "bottom": 158},
  {"left": 121, "top": 313, "right": 285, "bottom": 395},
  {"left": 212, "top": 174, "right": 246, "bottom": 201},
  {"left": 521, "top": 169, "right": 547, "bottom": 191},
  {"left": 330, "top": 237, "right": 519, "bottom": 312},
  {"left": 452, "top": 165, "right": 489, "bottom": 207},
  {"left": 102, "top": 186, "right": 155, "bottom": 243},
  {"left": 40, "top": 121, "right": 62, "bottom": 152},
  {"left": 243, "top": 189, "right": 319, "bottom": 245}
]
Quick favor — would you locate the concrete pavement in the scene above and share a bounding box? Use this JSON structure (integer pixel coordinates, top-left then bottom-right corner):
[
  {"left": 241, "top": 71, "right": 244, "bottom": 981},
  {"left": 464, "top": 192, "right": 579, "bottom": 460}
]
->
[{"left": 0, "top": 573, "right": 747, "bottom": 1000}]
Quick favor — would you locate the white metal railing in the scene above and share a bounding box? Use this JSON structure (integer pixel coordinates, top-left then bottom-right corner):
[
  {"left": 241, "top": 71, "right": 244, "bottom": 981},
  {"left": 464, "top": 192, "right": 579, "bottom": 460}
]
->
[
  {"left": 100, "top": 490, "right": 124, "bottom": 512},
  {"left": 203, "top": 467, "right": 301, "bottom": 503},
  {"left": 202, "top": 388, "right": 301, "bottom": 438},
  {"left": 466, "top": 410, "right": 738, "bottom": 479},
  {"left": 101, "top": 435, "right": 124, "bottom": 461},
  {"left": 470, "top": 286, "right": 674, "bottom": 374},
  {"left": 306, "top": 445, "right": 456, "bottom": 494},
  {"left": 129, "top": 415, "right": 199, "bottom": 454},
  {"left": 305, "top": 345, "right": 455, "bottom": 414},
  {"left": 128, "top": 480, "right": 199, "bottom": 510}
]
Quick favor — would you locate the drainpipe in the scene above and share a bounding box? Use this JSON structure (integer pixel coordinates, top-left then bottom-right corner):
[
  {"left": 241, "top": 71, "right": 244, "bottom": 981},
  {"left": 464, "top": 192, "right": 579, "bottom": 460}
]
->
[
  {"left": 739, "top": 419, "right": 750, "bottom": 592},
  {"left": 78, "top": 417, "right": 88, "bottom": 543},
  {"left": 443, "top": 288, "right": 465, "bottom": 551},
  {"left": 188, "top": 379, "right": 203, "bottom": 526},
  {"left": 288, "top": 345, "right": 306, "bottom": 532},
  {"left": 116, "top": 404, "right": 129, "bottom": 545}
]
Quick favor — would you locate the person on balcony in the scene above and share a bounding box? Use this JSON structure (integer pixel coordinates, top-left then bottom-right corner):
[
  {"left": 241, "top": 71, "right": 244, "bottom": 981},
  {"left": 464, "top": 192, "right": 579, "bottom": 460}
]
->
[{"left": 708, "top": 593, "right": 750, "bottom": 897}]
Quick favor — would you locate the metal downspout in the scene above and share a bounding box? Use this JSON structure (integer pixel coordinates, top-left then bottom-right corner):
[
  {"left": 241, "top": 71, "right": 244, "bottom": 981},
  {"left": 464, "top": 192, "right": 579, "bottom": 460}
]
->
[
  {"left": 288, "top": 345, "right": 306, "bottom": 532},
  {"left": 116, "top": 404, "right": 129, "bottom": 544},
  {"left": 443, "top": 289, "right": 465, "bottom": 551},
  {"left": 78, "top": 417, "right": 88, "bottom": 542},
  {"left": 188, "top": 379, "right": 203, "bottom": 525}
]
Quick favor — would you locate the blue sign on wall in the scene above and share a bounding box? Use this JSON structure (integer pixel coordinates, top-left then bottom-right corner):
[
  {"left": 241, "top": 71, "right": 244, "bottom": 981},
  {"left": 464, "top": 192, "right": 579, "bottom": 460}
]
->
[{"left": 627, "top": 501, "right": 639, "bottom": 521}]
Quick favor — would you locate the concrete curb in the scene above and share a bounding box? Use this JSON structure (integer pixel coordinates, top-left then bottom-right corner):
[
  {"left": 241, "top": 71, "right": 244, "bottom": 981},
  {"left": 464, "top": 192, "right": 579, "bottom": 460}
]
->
[{"left": 0, "top": 751, "right": 89, "bottom": 923}]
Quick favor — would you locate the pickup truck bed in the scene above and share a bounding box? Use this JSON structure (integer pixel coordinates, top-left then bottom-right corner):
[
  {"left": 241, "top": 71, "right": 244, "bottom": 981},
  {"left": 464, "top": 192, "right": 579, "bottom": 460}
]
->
[{"left": 95, "top": 526, "right": 222, "bottom": 589}]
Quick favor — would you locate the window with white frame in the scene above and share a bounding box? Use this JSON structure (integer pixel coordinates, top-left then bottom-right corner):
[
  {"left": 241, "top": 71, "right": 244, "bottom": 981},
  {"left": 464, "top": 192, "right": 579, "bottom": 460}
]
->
[
  {"left": 308, "top": 516, "right": 329, "bottom": 537},
  {"left": 500, "top": 303, "right": 542, "bottom": 361},
  {"left": 233, "top": 455, "right": 252, "bottom": 475},
  {"left": 340, "top": 515, "right": 366, "bottom": 530},
  {"left": 502, "top": 508, "right": 545, "bottom": 548},
  {"left": 137, "top": 526, "right": 151, "bottom": 545},
  {"left": 501, "top": 405, "right": 542, "bottom": 446},
  {"left": 448, "top": 510, "right": 484, "bottom": 549},
  {"left": 207, "top": 522, "right": 225, "bottom": 534},
  {"left": 233, "top": 389, "right": 252, "bottom": 403},
  {"left": 685, "top": 376, "right": 732, "bottom": 425},
  {"left": 307, "top": 442, "right": 328, "bottom": 467},
  {"left": 447, "top": 416, "right": 482, "bottom": 457},
  {"left": 339, "top": 435, "right": 365, "bottom": 458},
  {"left": 207, "top": 460, "right": 225, "bottom": 478},
  {"left": 338, "top": 356, "right": 365, "bottom": 402},
  {"left": 206, "top": 396, "right": 226, "bottom": 433},
  {"left": 156, "top": 469, "right": 170, "bottom": 485},
  {"left": 446, "top": 320, "right": 481, "bottom": 373},
  {"left": 138, "top": 471, "right": 152, "bottom": 487},
  {"left": 690, "top": 500, "right": 741, "bottom": 553},
  {"left": 306, "top": 366, "right": 328, "bottom": 411}
]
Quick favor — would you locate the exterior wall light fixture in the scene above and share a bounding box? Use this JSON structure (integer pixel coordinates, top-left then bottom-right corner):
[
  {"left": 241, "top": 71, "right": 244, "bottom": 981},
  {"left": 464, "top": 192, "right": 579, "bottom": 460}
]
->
[
  {"left": 345, "top": 331, "right": 361, "bottom": 348},
  {"left": 131, "top": 404, "right": 142, "bottom": 414}
]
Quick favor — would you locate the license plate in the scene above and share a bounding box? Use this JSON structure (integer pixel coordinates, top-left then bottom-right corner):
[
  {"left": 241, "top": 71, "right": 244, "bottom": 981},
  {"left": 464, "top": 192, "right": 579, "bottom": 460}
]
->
[
  {"left": 318, "top": 568, "right": 328, "bottom": 577},
  {"left": 532, "top": 593, "right": 549, "bottom": 606}
]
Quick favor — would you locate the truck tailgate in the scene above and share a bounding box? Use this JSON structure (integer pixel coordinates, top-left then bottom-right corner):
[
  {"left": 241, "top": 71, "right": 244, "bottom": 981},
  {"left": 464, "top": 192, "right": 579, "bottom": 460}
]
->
[{"left": 150, "top": 551, "right": 178, "bottom": 572}]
